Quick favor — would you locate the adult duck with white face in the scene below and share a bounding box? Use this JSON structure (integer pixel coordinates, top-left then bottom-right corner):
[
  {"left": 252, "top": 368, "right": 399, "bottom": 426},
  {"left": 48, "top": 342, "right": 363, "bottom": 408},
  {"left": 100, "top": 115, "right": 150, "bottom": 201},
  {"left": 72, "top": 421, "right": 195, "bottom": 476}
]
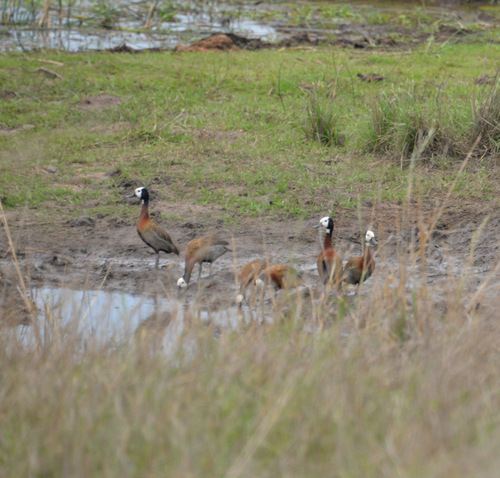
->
[
  {"left": 343, "top": 230, "right": 378, "bottom": 286},
  {"left": 177, "top": 235, "right": 230, "bottom": 289},
  {"left": 314, "top": 216, "right": 343, "bottom": 291},
  {"left": 236, "top": 259, "right": 267, "bottom": 306},
  {"left": 128, "top": 187, "right": 179, "bottom": 269}
]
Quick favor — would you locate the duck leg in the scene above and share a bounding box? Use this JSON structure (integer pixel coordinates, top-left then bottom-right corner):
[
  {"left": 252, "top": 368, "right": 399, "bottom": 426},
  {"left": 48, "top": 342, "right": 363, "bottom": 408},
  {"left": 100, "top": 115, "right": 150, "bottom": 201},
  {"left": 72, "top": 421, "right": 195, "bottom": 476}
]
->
[
  {"left": 155, "top": 252, "right": 160, "bottom": 270},
  {"left": 197, "top": 263, "right": 203, "bottom": 282}
]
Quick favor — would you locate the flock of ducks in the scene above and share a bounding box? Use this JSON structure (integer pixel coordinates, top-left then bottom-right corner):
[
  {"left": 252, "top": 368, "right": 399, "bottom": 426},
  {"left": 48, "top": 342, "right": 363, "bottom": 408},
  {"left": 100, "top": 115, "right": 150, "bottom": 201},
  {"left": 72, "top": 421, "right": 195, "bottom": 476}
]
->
[{"left": 128, "top": 187, "right": 378, "bottom": 304}]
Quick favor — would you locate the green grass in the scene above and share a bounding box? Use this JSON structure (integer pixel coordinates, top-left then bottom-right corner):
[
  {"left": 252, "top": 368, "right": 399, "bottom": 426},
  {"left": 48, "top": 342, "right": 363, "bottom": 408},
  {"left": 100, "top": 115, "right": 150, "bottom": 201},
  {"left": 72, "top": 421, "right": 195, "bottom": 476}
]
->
[
  {"left": 2, "top": 35, "right": 500, "bottom": 478},
  {"left": 0, "top": 41, "right": 499, "bottom": 224}
]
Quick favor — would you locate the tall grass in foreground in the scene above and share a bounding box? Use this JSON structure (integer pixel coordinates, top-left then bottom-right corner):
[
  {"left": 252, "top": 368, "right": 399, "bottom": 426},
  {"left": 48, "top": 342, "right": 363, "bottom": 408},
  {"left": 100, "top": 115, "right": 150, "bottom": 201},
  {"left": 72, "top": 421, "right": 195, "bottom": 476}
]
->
[
  {"left": 1, "top": 259, "right": 500, "bottom": 477},
  {"left": 2, "top": 206, "right": 500, "bottom": 476}
]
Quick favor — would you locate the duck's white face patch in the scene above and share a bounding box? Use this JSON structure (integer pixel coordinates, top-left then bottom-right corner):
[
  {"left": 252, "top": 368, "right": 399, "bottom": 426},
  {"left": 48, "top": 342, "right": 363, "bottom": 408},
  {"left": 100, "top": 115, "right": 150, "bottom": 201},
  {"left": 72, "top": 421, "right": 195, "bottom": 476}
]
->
[
  {"left": 319, "top": 216, "right": 330, "bottom": 228},
  {"left": 365, "top": 230, "right": 376, "bottom": 244},
  {"left": 177, "top": 277, "right": 187, "bottom": 288},
  {"left": 134, "top": 187, "right": 145, "bottom": 198}
]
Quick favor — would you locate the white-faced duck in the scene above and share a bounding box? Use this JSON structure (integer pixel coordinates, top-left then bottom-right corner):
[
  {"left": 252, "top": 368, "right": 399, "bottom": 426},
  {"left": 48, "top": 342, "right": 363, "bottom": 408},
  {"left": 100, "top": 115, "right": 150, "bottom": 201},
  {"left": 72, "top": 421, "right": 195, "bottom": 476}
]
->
[
  {"left": 255, "top": 264, "right": 300, "bottom": 291},
  {"left": 314, "top": 216, "right": 343, "bottom": 291},
  {"left": 177, "top": 234, "right": 230, "bottom": 288},
  {"left": 343, "top": 230, "right": 378, "bottom": 286},
  {"left": 236, "top": 259, "right": 266, "bottom": 306},
  {"left": 128, "top": 187, "right": 179, "bottom": 269}
]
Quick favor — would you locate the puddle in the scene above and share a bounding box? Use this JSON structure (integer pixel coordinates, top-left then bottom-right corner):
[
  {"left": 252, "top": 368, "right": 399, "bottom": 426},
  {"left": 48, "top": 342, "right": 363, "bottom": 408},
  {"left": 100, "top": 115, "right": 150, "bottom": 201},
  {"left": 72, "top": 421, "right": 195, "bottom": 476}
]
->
[
  {"left": 16, "top": 286, "right": 244, "bottom": 353},
  {"left": 33, "top": 286, "right": 159, "bottom": 336},
  {"left": 0, "top": 1, "right": 495, "bottom": 52},
  {"left": 0, "top": 10, "right": 277, "bottom": 52},
  {"left": 3, "top": 17, "right": 277, "bottom": 52}
]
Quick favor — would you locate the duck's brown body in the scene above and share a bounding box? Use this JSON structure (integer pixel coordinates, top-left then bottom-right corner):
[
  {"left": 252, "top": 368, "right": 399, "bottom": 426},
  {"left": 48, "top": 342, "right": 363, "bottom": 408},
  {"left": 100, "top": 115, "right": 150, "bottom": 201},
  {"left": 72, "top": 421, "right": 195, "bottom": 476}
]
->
[
  {"left": 343, "top": 246, "right": 375, "bottom": 285},
  {"left": 236, "top": 259, "right": 266, "bottom": 305},
  {"left": 258, "top": 265, "right": 298, "bottom": 290},
  {"left": 137, "top": 204, "right": 179, "bottom": 256},
  {"left": 240, "top": 259, "right": 266, "bottom": 291},
  {"left": 178, "top": 235, "right": 230, "bottom": 286},
  {"left": 317, "top": 233, "right": 343, "bottom": 289}
]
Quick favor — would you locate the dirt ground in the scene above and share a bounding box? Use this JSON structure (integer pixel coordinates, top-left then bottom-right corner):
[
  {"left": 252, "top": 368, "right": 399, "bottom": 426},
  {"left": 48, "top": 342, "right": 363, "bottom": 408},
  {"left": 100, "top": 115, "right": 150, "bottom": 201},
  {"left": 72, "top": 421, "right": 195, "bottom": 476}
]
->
[
  {"left": 2, "top": 190, "right": 499, "bottom": 325},
  {"left": 1, "top": 9, "right": 500, "bottom": 322}
]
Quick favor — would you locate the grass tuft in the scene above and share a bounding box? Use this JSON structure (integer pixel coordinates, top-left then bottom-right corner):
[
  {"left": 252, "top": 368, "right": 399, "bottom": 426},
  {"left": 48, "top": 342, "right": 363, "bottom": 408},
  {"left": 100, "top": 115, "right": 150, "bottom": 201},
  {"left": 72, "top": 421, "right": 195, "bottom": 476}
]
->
[
  {"left": 363, "top": 89, "right": 460, "bottom": 164},
  {"left": 470, "top": 77, "right": 500, "bottom": 157},
  {"left": 302, "top": 87, "right": 343, "bottom": 147}
]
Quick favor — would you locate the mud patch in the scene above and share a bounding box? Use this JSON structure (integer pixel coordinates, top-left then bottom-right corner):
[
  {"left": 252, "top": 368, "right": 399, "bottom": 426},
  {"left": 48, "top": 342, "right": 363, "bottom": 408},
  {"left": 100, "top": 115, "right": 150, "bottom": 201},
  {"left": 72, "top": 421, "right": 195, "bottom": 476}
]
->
[
  {"left": 194, "top": 129, "right": 245, "bottom": 142},
  {"left": 2, "top": 195, "right": 500, "bottom": 331},
  {"left": 79, "top": 94, "right": 123, "bottom": 111},
  {"left": 0, "top": 124, "right": 35, "bottom": 136},
  {"left": 174, "top": 33, "right": 269, "bottom": 52},
  {"left": 0, "top": 90, "right": 17, "bottom": 100}
]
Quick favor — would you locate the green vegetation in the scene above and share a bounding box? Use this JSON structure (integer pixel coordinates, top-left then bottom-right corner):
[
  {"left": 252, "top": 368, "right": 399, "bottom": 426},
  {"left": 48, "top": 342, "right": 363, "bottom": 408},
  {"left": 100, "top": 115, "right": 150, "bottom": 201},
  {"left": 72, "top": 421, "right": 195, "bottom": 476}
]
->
[
  {"left": 1, "top": 24, "right": 500, "bottom": 478},
  {"left": 303, "top": 86, "right": 343, "bottom": 147},
  {"left": 0, "top": 41, "right": 499, "bottom": 223}
]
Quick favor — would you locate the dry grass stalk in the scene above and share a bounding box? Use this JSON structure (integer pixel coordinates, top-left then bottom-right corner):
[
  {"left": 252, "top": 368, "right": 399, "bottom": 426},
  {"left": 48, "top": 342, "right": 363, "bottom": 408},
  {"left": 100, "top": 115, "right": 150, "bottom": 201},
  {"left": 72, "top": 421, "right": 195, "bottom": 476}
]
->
[
  {"left": 38, "top": 0, "right": 51, "bottom": 27},
  {"left": 0, "top": 198, "right": 36, "bottom": 324}
]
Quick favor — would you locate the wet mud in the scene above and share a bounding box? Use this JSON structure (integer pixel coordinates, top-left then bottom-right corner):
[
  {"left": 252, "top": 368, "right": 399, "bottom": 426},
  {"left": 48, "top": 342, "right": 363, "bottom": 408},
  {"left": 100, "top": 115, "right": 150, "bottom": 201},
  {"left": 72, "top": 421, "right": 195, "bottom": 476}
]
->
[
  {"left": 2, "top": 198, "right": 500, "bottom": 334},
  {"left": 1, "top": 1, "right": 497, "bottom": 53}
]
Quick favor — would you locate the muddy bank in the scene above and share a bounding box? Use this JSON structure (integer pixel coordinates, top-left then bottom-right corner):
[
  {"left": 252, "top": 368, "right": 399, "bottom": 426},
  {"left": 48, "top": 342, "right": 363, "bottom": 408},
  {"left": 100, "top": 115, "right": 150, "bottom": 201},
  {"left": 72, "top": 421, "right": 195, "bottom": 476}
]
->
[
  {"left": 2, "top": 199, "right": 499, "bottom": 327},
  {"left": 1, "top": 0, "right": 497, "bottom": 52}
]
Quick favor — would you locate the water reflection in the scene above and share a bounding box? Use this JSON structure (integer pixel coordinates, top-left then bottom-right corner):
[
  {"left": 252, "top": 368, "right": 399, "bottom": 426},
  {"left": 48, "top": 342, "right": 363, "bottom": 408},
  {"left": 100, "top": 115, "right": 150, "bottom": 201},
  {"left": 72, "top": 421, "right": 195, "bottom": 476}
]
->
[
  {"left": 34, "top": 286, "right": 159, "bottom": 337},
  {"left": 1, "top": 0, "right": 493, "bottom": 52},
  {"left": 2, "top": 15, "right": 276, "bottom": 52},
  {"left": 21, "top": 286, "right": 242, "bottom": 354}
]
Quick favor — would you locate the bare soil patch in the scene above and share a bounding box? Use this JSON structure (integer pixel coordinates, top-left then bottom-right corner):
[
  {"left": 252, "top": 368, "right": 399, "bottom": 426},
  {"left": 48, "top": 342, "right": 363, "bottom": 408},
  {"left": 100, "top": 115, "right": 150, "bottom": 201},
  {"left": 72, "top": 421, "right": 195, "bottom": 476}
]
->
[
  {"left": 0, "top": 124, "right": 35, "bottom": 136},
  {"left": 193, "top": 129, "right": 245, "bottom": 142},
  {"left": 78, "top": 94, "right": 123, "bottom": 111},
  {"left": 2, "top": 193, "right": 499, "bottom": 322}
]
